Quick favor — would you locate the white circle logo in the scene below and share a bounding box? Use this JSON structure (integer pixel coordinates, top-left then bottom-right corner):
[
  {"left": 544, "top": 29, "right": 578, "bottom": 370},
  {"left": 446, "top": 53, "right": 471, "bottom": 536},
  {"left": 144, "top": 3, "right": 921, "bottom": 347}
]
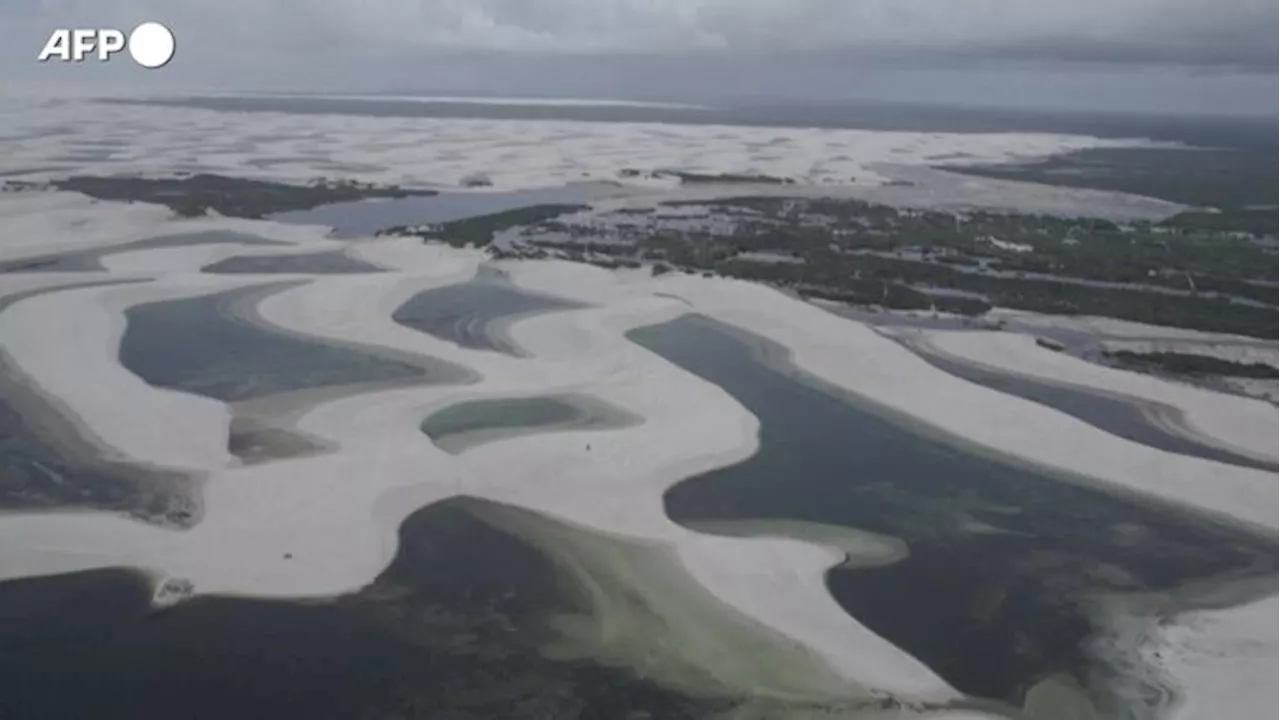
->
[{"left": 127, "top": 22, "right": 175, "bottom": 69}]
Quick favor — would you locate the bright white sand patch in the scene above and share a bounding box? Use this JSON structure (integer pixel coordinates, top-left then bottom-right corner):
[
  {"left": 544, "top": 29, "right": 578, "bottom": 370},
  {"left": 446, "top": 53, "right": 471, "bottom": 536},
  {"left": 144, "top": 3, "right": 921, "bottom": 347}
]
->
[
  {"left": 687, "top": 518, "right": 909, "bottom": 569},
  {"left": 0, "top": 190, "right": 174, "bottom": 259},
  {"left": 912, "top": 329, "right": 1278, "bottom": 466},
  {"left": 0, "top": 190, "right": 348, "bottom": 270},
  {"left": 1144, "top": 596, "right": 1278, "bottom": 720},
  {"left": 1, "top": 93, "right": 1157, "bottom": 204}
]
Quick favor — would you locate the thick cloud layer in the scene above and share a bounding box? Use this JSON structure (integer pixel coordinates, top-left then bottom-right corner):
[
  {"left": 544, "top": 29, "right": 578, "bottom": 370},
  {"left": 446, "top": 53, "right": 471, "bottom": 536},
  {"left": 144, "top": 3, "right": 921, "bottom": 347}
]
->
[
  {"left": 11, "top": 0, "right": 1277, "bottom": 63},
  {"left": 3, "top": 0, "right": 1276, "bottom": 113}
]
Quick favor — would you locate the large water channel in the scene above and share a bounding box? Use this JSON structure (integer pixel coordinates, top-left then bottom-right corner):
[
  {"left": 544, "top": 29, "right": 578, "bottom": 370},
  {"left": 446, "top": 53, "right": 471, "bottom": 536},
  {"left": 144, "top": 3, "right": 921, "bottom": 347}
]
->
[{"left": 627, "top": 314, "right": 1276, "bottom": 708}]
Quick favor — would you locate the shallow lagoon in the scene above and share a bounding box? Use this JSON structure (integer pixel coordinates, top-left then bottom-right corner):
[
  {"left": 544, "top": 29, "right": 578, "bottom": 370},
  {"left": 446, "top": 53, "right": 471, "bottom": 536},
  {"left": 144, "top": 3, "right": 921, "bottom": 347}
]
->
[
  {"left": 628, "top": 314, "right": 1276, "bottom": 708},
  {"left": 201, "top": 250, "right": 384, "bottom": 275},
  {"left": 422, "top": 394, "right": 639, "bottom": 453},
  {"left": 120, "top": 283, "right": 468, "bottom": 403},
  {"left": 393, "top": 271, "right": 583, "bottom": 356}
]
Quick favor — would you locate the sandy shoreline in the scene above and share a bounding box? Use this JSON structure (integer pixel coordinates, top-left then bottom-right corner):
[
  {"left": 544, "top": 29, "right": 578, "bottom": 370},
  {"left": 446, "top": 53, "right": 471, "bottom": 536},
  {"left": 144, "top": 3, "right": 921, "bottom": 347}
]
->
[{"left": 902, "top": 329, "right": 1278, "bottom": 468}]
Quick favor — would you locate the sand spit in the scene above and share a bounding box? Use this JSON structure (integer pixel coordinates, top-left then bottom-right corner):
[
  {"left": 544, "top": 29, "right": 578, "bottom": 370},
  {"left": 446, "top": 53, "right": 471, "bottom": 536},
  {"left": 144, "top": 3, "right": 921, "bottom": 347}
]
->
[
  {"left": 687, "top": 519, "right": 910, "bottom": 570},
  {"left": 912, "top": 330, "right": 1277, "bottom": 468}
]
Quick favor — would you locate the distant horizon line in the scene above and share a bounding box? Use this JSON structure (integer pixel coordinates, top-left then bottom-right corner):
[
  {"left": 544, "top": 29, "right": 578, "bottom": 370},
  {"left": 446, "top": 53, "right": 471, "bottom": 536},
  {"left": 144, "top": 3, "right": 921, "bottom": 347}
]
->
[{"left": 143, "top": 89, "right": 1280, "bottom": 123}]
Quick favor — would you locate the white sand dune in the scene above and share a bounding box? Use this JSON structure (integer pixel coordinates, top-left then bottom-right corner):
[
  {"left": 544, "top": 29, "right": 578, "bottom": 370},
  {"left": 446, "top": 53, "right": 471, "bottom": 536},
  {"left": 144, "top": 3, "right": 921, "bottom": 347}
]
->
[
  {"left": 0, "top": 190, "right": 1272, "bottom": 716},
  {"left": 0, "top": 197, "right": 957, "bottom": 702}
]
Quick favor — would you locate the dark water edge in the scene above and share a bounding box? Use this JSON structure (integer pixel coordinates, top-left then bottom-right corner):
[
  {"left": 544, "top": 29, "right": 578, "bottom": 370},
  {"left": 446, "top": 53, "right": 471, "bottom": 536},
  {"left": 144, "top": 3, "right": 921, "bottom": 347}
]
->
[
  {"left": 0, "top": 497, "right": 725, "bottom": 720},
  {"left": 0, "top": 231, "right": 290, "bottom": 274},
  {"left": 227, "top": 417, "right": 330, "bottom": 465},
  {"left": 201, "top": 251, "right": 385, "bottom": 275},
  {"left": 393, "top": 272, "right": 583, "bottom": 356},
  {"left": 628, "top": 314, "right": 1277, "bottom": 707},
  {"left": 0, "top": 361, "right": 196, "bottom": 526},
  {"left": 908, "top": 345, "right": 1277, "bottom": 473},
  {"left": 120, "top": 282, "right": 470, "bottom": 403},
  {"left": 0, "top": 279, "right": 196, "bottom": 525},
  {"left": 271, "top": 186, "right": 603, "bottom": 238}
]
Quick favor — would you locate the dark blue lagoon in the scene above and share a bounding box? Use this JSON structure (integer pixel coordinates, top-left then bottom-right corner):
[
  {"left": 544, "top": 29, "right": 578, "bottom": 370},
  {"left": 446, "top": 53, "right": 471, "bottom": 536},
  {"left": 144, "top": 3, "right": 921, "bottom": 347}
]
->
[{"left": 627, "top": 314, "right": 1277, "bottom": 711}]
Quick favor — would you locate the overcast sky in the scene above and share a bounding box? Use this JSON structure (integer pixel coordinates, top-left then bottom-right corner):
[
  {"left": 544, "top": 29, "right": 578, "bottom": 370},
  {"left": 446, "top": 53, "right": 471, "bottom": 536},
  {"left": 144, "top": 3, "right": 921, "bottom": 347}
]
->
[{"left": 4, "top": 0, "right": 1276, "bottom": 115}]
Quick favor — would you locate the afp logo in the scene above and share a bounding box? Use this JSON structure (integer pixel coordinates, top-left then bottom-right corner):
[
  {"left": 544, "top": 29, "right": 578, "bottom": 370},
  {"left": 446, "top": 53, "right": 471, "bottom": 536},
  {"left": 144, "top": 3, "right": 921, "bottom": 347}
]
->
[{"left": 38, "top": 22, "right": 176, "bottom": 69}]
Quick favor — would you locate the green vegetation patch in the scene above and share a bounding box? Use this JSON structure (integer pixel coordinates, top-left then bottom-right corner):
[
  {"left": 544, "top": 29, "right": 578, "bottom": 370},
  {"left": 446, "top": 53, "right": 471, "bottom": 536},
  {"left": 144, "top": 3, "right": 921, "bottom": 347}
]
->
[
  {"left": 46, "top": 173, "right": 434, "bottom": 218},
  {"left": 1104, "top": 350, "right": 1279, "bottom": 379},
  {"left": 383, "top": 204, "right": 589, "bottom": 248},
  {"left": 940, "top": 147, "right": 1278, "bottom": 210}
]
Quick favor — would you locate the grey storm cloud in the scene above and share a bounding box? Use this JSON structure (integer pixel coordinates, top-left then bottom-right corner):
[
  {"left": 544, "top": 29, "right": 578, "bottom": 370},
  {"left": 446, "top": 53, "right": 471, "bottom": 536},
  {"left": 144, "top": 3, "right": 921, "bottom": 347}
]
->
[
  {"left": 8, "top": 0, "right": 1278, "bottom": 67},
  {"left": 3, "top": 0, "right": 1275, "bottom": 116}
]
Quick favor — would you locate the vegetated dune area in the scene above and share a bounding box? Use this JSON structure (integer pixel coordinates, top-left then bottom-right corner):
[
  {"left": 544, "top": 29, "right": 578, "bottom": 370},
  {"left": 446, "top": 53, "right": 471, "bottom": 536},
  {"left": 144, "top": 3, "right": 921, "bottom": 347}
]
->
[{"left": 0, "top": 96, "right": 1274, "bottom": 720}]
